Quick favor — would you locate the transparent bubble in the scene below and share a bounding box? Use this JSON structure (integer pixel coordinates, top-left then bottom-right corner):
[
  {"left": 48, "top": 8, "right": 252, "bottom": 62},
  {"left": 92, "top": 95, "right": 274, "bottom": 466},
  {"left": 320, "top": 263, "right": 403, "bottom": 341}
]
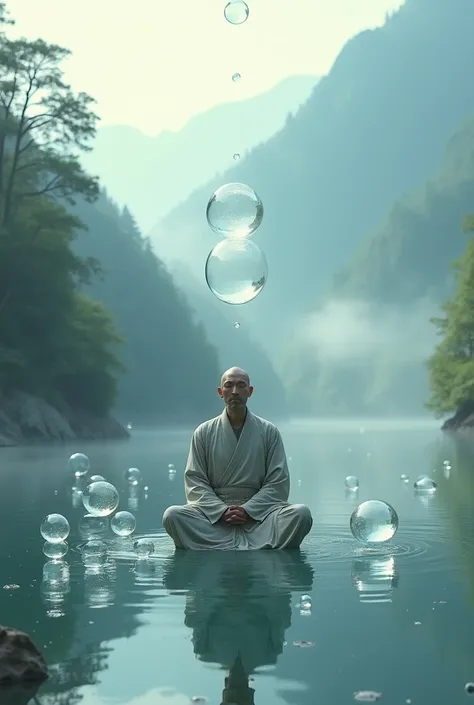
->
[
  {"left": 465, "top": 683, "right": 474, "bottom": 695},
  {"left": 232, "top": 72, "right": 241, "bottom": 82},
  {"left": 206, "top": 182, "right": 264, "bottom": 238},
  {"left": 81, "top": 539, "right": 107, "bottom": 568},
  {"left": 43, "top": 541, "right": 68, "bottom": 559},
  {"left": 233, "top": 321, "right": 240, "bottom": 329},
  {"left": 205, "top": 238, "right": 267, "bottom": 305},
  {"left": 89, "top": 474, "right": 105, "bottom": 483},
  {"left": 345, "top": 475, "right": 359, "bottom": 491},
  {"left": 400, "top": 474, "right": 409, "bottom": 482},
  {"left": 233, "top": 153, "right": 240, "bottom": 161},
  {"left": 350, "top": 500, "right": 399, "bottom": 545},
  {"left": 127, "top": 422, "right": 133, "bottom": 430},
  {"left": 111, "top": 511, "right": 136, "bottom": 537},
  {"left": 224, "top": 0, "right": 249, "bottom": 24},
  {"left": 414, "top": 476, "right": 437, "bottom": 492},
  {"left": 168, "top": 463, "right": 175, "bottom": 470},
  {"left": 82, "top": 481, "right": 119, "bottom": 517},
  {"left": 126, "top": 467, "right": 142, "bottom": 485},
  {"left": 40, "top": 514, "right": 70, "bottom": 544},
  {"left": 68, "top": 452, "right": 90, "bottom": 476},
  {"left": 79, "top": 513, "right": 109, "bottom": 537},
  {"left": 134, "top": 538, "right": 155, "bottom": 558}
]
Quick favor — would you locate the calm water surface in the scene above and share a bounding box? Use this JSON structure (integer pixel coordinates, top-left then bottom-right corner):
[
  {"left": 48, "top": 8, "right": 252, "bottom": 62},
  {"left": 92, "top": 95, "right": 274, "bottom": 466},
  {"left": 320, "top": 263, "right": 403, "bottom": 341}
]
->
[{"left": 1, "top": 419, "right": 474, "bottom": 705}]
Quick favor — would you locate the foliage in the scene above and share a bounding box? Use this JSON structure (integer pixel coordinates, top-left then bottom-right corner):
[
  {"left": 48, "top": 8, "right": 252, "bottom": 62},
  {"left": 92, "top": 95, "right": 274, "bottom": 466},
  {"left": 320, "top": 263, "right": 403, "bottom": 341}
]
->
[
  {"left": 427, "top": 216, "right": 474, "bottom": 415},
  {"left": 0, "top": 3, "right": 120, "bottom": 415}
]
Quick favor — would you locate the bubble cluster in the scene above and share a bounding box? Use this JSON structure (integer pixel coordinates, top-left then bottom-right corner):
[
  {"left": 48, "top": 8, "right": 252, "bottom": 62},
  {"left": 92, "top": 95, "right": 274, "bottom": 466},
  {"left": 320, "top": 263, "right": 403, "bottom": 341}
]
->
[
  {"left": 206, "top": 182, "right": 264, "bottom": 238},
  {"left": 205, "top": 238, "right": 267, "bottom": 305},
  {"left": 82, "top": 481, "right": 119, "bottom": 517},
  {"left": 40, "top": 514, "right": 70, "bottom": 544},
  {"left": 350, "top": 500, "right": 399, "bottom": 545}
]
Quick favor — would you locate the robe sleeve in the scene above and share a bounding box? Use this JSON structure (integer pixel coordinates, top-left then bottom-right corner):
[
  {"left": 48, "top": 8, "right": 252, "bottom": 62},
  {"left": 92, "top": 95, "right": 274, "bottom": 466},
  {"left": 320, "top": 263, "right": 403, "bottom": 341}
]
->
[
  {"left": 241, "top": 426, "right": 290, "bottom": 522},
  {"left": 184, "top": 427, "right": 228, "bottom": 524}
]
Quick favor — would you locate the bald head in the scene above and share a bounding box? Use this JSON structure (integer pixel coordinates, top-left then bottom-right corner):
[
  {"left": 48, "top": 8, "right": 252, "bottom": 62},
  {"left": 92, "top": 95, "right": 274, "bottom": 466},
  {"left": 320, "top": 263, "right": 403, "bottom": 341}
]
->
[
  {"left": 218, "top": 367, "right": 253, "bottom": 410},
  {"left": 221, "top": 367, "right": 250, "bottom": 387}
]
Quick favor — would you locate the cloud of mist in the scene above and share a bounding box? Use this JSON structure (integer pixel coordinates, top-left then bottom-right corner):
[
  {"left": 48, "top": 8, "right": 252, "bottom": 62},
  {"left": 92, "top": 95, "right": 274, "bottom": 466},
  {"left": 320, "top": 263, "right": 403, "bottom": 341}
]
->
[{"left": 297, "top": 297, "right": 440, "bottom": 364}]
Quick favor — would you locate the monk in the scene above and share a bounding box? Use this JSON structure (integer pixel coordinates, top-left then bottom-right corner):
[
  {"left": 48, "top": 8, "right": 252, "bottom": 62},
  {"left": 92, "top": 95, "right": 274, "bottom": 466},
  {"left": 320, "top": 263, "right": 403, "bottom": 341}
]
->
[{"left": 162, "top": 367, "right": 313, "bottom": 550}]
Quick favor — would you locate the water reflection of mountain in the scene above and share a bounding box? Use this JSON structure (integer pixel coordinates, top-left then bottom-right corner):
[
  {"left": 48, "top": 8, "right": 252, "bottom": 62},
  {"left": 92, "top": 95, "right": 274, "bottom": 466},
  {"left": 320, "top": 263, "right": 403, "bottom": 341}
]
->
[{"left": 163, "top": 550, "right": 314, "bottom": 705}]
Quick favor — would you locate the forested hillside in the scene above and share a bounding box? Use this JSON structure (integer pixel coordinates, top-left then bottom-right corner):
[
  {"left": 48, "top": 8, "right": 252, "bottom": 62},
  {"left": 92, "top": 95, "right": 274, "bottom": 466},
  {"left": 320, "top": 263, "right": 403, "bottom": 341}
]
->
[
  {"left": 281, "top": 114, "right": 474, "bottom": 415},
  {"left": 150, "top": 0, "right": 474, "bottom": 361},
  {"left": 0, "top": 2, "right": 224, "bottom": 427}
]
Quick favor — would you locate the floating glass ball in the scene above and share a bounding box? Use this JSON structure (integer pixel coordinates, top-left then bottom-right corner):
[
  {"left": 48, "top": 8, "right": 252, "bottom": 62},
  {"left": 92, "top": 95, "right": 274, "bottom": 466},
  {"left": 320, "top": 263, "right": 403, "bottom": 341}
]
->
[
  {"left": 345, "top": 475, "right": 359, "bottom": 490},
  {"left": 134, "top": 538, "right": 155, "bottom": 558},
  {"left": 224, "top": 0, "right": 249, "bottom": 24},
  {"left": 82, "top": 481, "right": 119, "bottom": 517},
  {"left": 89, "top": 474, "right": 105, "bottom": 483},
  {"left": 414, "top": 476, "right": 437, "bottom": 491},
  {"left": 126, "top": 467, "right": 142, "bottom": 485},
  {"left": 68, "top": 452, "right": 90, "bottom": 476},
  {"left": 111, "top": 511, "right": 136, "bottom": 537},
  {"left": 350, "top": 500, "right": 399, "bottom": 545},
  {"left": 40, "top": 514, "right": 70, "bottom": 544},
  {"left": 206, "top": 182, "right": 264, "bottom": 238},
  {"left": 205, "top": 238, "right": 267, "bottom": 305},
  {"left": 43, "top": 541, "right": 68, "bottom": 559}
]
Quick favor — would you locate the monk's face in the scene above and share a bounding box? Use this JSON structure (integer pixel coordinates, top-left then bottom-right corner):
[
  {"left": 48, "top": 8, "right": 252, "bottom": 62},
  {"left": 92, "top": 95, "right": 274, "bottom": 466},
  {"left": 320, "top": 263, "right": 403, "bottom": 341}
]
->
[{"left": 218, "top": 372, "right": 253, "bottom": 409}]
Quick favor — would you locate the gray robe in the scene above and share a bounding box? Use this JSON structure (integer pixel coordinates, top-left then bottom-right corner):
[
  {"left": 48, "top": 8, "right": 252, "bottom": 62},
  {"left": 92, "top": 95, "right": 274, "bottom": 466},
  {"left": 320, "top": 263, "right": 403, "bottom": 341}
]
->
[{"left": 162, "top": 409, "right": 312, "bottom": 549}]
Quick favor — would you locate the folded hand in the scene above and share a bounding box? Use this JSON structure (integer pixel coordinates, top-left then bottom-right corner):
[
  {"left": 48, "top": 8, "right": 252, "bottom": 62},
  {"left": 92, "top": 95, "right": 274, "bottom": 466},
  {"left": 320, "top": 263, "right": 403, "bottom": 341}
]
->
[{"left": 221, "top": 505, "right": 250, "bottom": 525}]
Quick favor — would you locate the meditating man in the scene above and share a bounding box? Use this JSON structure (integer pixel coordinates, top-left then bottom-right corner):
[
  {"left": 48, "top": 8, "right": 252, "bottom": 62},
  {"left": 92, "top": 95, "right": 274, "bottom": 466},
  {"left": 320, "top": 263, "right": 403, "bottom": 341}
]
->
[{"left": 162, "top": 367, "right": 313, "bottom": 550}]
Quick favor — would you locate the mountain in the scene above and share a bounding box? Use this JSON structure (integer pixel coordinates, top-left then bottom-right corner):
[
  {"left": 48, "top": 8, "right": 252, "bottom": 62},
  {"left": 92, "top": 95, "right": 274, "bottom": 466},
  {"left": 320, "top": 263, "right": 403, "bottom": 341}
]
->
[
  {"left": 72, "top": 196, "right": 224, "bottom": 423},
  {"left": 149, "top": 0, "right": 474, "bottom": 363},
  {"left": 81, "top": 76, "right": 317, "bottom": 232},
  {"left": 280, "top": 112, "right": 474, "bottom": 415}
]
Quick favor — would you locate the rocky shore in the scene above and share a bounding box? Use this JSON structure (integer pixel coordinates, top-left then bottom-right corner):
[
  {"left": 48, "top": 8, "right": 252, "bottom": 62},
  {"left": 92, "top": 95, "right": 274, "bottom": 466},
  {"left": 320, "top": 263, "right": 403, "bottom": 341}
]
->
[
  {"left": 0, "top": 391, "right": 129, "bottom": 446},
  {"left": 442, "top": 400, "right": 474, "bottom": 431}
]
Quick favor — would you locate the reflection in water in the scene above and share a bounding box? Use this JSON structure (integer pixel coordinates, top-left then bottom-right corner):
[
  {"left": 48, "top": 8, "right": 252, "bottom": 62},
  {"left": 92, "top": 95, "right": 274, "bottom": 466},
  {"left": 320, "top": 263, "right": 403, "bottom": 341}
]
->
[
  {"left": 351, "top": 555, "right": 399, "bottom": 604},
  {"left": 128, "top": 485, "right": 140, "bottom": 512},
  {"left": 41, "top": 560, "right": 71, "bottom": 617},
  {"left": 84, "top": 563, "right": 116, "bottom": 609},
  {"left": 164, "top": 550, "right": 313, "bottom": 704}
]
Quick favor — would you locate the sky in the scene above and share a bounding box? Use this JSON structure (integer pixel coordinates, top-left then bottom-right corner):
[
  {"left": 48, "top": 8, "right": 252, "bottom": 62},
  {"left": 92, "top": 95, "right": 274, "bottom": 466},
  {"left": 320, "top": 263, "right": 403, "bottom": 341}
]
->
[{"left": 5, "top": 0, "right": 405, "bottom": 135}]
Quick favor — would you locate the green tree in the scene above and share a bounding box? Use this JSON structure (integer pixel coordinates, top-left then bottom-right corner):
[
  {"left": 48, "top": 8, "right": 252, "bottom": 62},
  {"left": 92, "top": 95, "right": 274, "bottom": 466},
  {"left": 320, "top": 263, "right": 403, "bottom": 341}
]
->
[
  {"left": 427, "top": 215, "right": 474, "bottom": 415},
  {"left": 0, "top": 4, "right": 122, "bottom": 416}
]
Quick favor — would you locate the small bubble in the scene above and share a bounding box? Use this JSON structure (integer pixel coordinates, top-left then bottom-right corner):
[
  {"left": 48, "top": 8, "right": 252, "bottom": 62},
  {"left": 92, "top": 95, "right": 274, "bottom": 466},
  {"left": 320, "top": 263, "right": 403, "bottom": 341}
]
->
[
  {"left": 232, "top": 72, "right": 241, "bottom": 82},
  {"left": 82, "top": 481, "right": 119, "bottom": 517},
  {"left": 111, "top": 511, "right": 136, "bottom": 537},
  {"left": 126, "top": 467, "right": 142, "bottom": 485},
  {"left": 345, "top": 475, "right": 359, "bottom": 491},
  {"left": 206, "top": 182, "right": 264, "bottom": 238},
  {"left": 350, "top": 500, "right": 398, "bottom": 545},
  {"left": 40, "top": 514, "right": 70, "bottom": 544},
  {"left": 68, "top": 453, "right": 90, "bottom": 476},
  {"left": 134, "top": 538, "right": 155, "bottom": 558},
  {"left": 89, "top": 474, "right": 105, "bottom": 483},
  {"left": 465, "top": 683, "right": 474, "bottom": 695},
  {"left": 224, "top": 1, "right": 249, "bottom": 25},
  {"left": 400, "top": 474, "right": 409, "bottom": 482},
  {"left": 233, "top": 321, "right": 240, "bottom": 329},
  {"left": 233, "top": 153, "right": 240, "bottom": 161},
  {"left": 414, "top": 476, "right": 437, "bottom": 492}
]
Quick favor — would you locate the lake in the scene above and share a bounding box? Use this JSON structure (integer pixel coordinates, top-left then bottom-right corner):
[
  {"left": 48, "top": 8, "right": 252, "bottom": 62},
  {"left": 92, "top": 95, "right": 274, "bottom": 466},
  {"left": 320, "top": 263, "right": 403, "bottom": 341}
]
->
[{"left": 1, "top": 418, "right": 474, "bottom": 705}]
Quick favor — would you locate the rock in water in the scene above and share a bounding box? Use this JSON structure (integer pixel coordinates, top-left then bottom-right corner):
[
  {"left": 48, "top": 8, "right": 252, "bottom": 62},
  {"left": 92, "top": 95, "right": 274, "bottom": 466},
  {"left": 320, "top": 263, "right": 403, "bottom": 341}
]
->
[{"left": 0, "top": 626, "right": 48, "bottom": 684}]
